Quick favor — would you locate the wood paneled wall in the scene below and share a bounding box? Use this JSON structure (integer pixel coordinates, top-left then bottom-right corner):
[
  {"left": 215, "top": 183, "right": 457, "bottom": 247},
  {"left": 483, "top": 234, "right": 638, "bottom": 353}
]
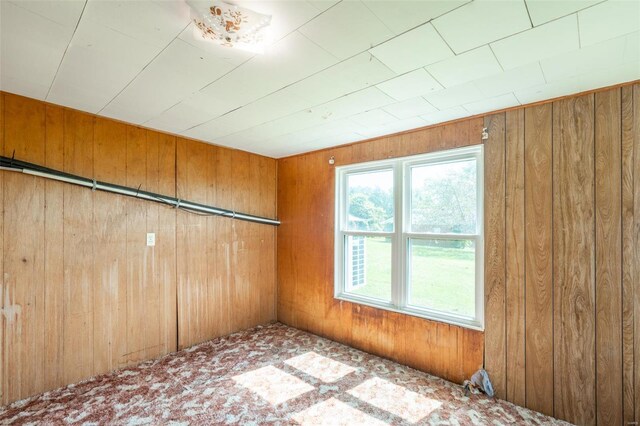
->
[
  {"left": 0, "top": 92, "right": 277, "bottom": 405},
  {"left": 277, "top": 81, "right": 640, "bottom": 426},
  {"left": 484, "top": 84, "right": 640, "bottom": 426},
  {"left": 277, "top": 118, "right": 486, "bottom": 385}
]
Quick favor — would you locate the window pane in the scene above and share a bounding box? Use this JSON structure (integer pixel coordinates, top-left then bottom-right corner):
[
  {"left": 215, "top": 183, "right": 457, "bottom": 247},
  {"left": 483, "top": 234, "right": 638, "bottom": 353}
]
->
[
  {"left": 408, "top": 239, "right": 475, "bottom": 317},
  {"left": 346, "top": 169, "right": 394, "bottom": 232},
  {"left": 344, "top": 236, "right": 392, "bottom": 302},
  {"left": 410, "top": 159, "right": 476, "bottom": 234}
]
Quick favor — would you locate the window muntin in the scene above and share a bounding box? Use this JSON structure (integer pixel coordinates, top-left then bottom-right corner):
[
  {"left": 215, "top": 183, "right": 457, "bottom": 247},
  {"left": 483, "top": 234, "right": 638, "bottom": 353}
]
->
[{"left": 335, "top": 146, "right": 484, "bottom": 330}]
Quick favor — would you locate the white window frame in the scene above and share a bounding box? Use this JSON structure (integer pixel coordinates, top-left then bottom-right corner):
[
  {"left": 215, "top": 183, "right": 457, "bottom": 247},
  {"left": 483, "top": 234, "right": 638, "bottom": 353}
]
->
[{"left": 334, "top": 145, "right": 484, "bottom": 330}]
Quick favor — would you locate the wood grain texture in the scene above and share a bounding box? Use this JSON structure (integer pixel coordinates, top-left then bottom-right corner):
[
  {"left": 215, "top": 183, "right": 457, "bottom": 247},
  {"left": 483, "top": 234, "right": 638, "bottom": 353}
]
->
[
  {"left": 43, "top": 105, "right": 65, "bottom": 392},
  {"left": 621, "top": 85, "right": 635, "bottom": 424},
  {"left": 633, "top": 84, "right": 640, "bottom": 425},
  {"left": 176, "top": 139, "right": 277, "bottom": 350},
  {"left": 594, "top": 89, "right": 623, "bottom": 426},
  {"left": 505, "top": 109, "right": 525, "bottom": 407},
  {"left": 2, "top": 94, "right": 46, "bottom": 403},
  {"left": 62, "top": 109, "right": 95, "bottom": 384},
  {"left": 524, "top": 103, "right": 554, "bottom": 416},
  {"left": 553, "top": 94, "right": 596, "bottom": 426},
  {"left": 94, "top": 118, "right": 128, "bottom": 373},
  {"left": 0, "top": 92, "right": 276, "bottom": 405},
  {"left": 484, "top": 113, "right": 507, "bottom": 399}
]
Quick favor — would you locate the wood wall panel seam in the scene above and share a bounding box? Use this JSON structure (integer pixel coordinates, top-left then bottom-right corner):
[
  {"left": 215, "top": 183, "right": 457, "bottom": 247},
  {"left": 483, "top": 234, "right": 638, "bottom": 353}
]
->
[
  {"left": 505, "top": 109, "right": 526, "bottom": 407},
  {"left": 484, "top": 113, "right": 507, "bottom": 399},
  {"left": 620, "top": 84, "right": 635, "bottom": 425},
  {"left": 594, "top": 89, "right": 623, "bottom": 426},
  {"left": 0, "top": 92, "right": 277, "bottom": 405}
]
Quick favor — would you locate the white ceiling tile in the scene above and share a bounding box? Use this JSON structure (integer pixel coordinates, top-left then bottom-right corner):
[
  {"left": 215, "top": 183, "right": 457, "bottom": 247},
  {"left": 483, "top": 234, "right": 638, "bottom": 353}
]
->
[
  {"left": 101, "top": 39, "right": 236, "bottom": 124},
  {"left": 355, "top": 116, "right": 428, "bottom": 138},
  {"left": 351, "top": 109, "right": 397, "bottom": 127},
  {"left": 363, "top": 0, "right": 470, "bottom": 34},
  {"left": 574, "top": 59, "right": 640, "bottom": 89},
  {"left": 314, "top": 87, "right": 396, "bottom": 120},
  {"left": 525, "top": 0, "right": 602, "bottom": 26},
  {"left": 182, "top": 88, "right": 311, "bottom": 141},
  {"left": 144, "top": 91, "right": 237, "bottom": 134},
  {"left": 514, "top": 79, "right": 583, "bottom": 104},
  {"left": 463, "top": 92, "right": 520, "bottom": 114},
  {"left": 420, "top": 106, "right": 471, "bottom": 124},
  {"left": 239, "top": 0, "right": 331, "bottom": 42},
  {"left": 426, "top": 46, "right": 503, "bottom": 87},
  {"left": 383, "top": 97, "right": 438, "bottom": 119},
  {"left": 422, "top": 82, "right": 484, "bottom": 110},
  {"left": 284, "top": 52, "right": 396, "bottom": 106},
  {"left": 376, "top": 69, "right": 443, "bottom": 101},
  {"left": 491, "top": 15, "right": 579, "bottom": 70},
  {"left": 0, "top": 1, "right": 78, "bottom": 100},
  {"left": 82, "top": 0, "right": 191, "bottom": 49},
  {"left": 475, "top": 62, "right": 546, "bottom": 97},
  {"left": 432, "top": 0, "right": 531, "bottom": 53},
  {"left": 369, "top": 23, "right": 454, "bottom": 74},
  {"left": 177, "top": 23, "right": 255, "bottom": 66},
  {"left": 299, "top": 1, "right": 394, "bottom": 60},
  {"left": 234, "top": 86, "right": 396, "bottom": 143},
  {"left": 7, "top": 0, "right": 86, "bottom": 28},
  {"left": 47, "top": 22, "right": 164, "bottom": 113},
  {"left": 288, "top": 118, "right": 360, "bottom": 145},
  {"left": 513, "top": 58, "right": 640, "bottom": 105},
  {"left": 579, "top": 0, "right": 640, "bottom": 47},
  {"left": 197, "top": 31, "right": 338, "bottom": 116},
  {"left": 540, "top": 33, "right": 632, "bottom": 81}
]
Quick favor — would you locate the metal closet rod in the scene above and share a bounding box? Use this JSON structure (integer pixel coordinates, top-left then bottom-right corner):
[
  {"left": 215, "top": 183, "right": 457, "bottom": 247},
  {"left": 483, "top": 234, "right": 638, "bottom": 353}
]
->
[{"left": 0, "top": 154, "right": 280, "bottom": 227}]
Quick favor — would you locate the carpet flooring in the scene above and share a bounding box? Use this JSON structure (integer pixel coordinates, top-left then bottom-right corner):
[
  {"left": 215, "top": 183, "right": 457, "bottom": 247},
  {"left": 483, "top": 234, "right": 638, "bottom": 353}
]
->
[{"left": 0, "top": 323, "right": 567, "bottom": 425}]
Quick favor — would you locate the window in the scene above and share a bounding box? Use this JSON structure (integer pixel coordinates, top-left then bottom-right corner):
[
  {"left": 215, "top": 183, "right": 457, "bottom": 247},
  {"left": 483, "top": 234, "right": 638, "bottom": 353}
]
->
[{"left": 334, "top": 146, "right": 483, "bottom": 330}]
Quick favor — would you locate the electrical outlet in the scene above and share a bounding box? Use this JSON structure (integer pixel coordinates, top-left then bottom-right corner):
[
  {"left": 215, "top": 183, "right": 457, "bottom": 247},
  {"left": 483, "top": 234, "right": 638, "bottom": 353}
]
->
[{"left": 146, "top": 233, "right": 156, "bottom": 247}]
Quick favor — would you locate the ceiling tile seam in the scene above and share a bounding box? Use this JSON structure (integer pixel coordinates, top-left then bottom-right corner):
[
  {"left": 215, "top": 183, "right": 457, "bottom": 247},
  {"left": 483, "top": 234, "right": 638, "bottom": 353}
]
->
[
  {"left": 421, "top": 67, "right": 446, "bottom": 91},
  {"left": 537, "top": 61, "right": 549, "bottom": 84},
  {"left": 522, "top": 0, "right": 535, "bottom": 29},
  {"left": 359, "top": 0, "right": 395, "bottom": 35},
  {"left": 525, "top": 0, "right": 608, "bottom": 28},
  {"left": 8, "top": 0, "right": 73, "bottom": 28},
  {"left": 295, "top": 29, "right": 341, "bottom": 61},
  {"left": 96, "top": 22, "right": 192, "bottom": 115},
  {"left": 577, "top": 10, "right": 583, "bottom": 49},
  {"left": 44, "top": 0, "right": 88, "bottom": 101},
  {"left": 191, "top": 84, "right": 400, "bottom": 142},
  {"left": 429, "top": 22, "right": 459, "bottom": 56},
  {"left": 488, "top": 45, "right": 505, "bottom": 73},
  {"left": 180, "top": 8, "right": 483, "bottom": 134},
  {"left": 150, "top": 0, "right": 503, "bottom": 134},
  {"left": 156, "top": 0, "right": 595, "bottom": 140},
  {"left": 178, "top": 49, "right": 397, "bottom": 134},
  {"left": 184, "top": 47, "right": 485, "bottom": 141},
  {"left": 174, "top": 0, "right": 348, "bottom": 117}
]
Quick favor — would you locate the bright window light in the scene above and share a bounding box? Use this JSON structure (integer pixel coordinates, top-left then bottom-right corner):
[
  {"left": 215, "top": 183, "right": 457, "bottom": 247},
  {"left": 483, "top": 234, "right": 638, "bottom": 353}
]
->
[
  {"left": 334, "top": 145, "right": 484, "bottom": 330},
  {"left": 284, "top": 352, "right": 357, "bottom": 383},
  {"left": 291, "top": 397, "right": 388, "bottom": 426},
  {"left": 346, "top": 377, "right": 442, "bottom": 423},
  {"left": 232, "top": 365, "right": 313, "bottom": 405},
  {"left": 186, "top": 1, "right": 272, "bottom": 54}
]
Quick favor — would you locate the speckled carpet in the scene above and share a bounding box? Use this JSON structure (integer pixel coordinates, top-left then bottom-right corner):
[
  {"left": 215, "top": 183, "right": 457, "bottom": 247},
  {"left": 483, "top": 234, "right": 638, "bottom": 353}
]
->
[{"left": 0, "top": 323, "right": 567, "bottom": 425}]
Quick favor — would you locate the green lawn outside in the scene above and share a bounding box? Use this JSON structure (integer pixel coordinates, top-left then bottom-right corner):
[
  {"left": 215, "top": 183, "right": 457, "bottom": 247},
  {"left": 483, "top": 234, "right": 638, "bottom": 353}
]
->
[{"left": 350, "top": 238, "right": 475, "bottom": 317}]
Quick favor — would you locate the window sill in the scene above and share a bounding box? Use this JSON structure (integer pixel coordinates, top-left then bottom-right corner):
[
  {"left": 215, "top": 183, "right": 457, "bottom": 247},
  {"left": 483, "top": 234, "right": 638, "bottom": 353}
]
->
[{"left": 334, "top": 293, "right": 484, "bottom": 331}]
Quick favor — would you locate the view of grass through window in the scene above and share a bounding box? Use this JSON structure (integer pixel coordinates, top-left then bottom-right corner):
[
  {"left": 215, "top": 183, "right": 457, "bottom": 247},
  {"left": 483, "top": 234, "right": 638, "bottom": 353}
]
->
[
  {"left": 341, "top": 150, "right": 480, "bottom": 325},
  {"left": 349, "top": 238, "right": 475, "bottom": 316}
]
